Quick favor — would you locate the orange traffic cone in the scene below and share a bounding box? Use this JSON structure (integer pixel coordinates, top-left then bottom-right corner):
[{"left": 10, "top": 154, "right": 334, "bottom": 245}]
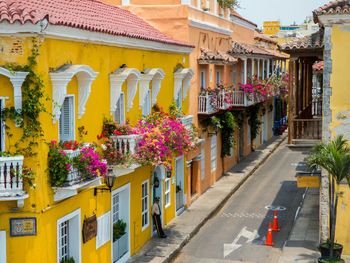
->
[
  {"left": 265, "top": 222, "right": 274, "bottom": 246},
  {"left": 272, "top": 210, "right": 280, "bottom": 232}
]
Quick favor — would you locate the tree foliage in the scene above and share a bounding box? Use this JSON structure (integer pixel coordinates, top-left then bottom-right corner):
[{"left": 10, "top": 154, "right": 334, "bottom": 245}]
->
[{"left": 217, "top": 0, "right": 239, "bottom": 9}]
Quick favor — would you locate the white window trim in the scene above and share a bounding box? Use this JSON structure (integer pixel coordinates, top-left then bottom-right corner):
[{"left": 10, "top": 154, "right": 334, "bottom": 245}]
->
[
  {"left": 141, "top": 179, "right": 150, "bottom": 231},
  {"left": 58, "top": 94, "right": 75, "bottom": 142},
  {"left": 114, "top": 92, "right": 125, "bottom": 125},
  {"left": 165, "top": 178, "right": 171, "bottom": 208},
  {"left": 50, "top": 65, "right": 98, "bottom": 123},
  {"left": 57, "top": 208, "right": 81, "bottom": 263},
  {"left": 0, "top": 231, "right": 6, "bottom": 263},
  {"left": 211, "top": 135, "right": 217, "bottom": 172}
]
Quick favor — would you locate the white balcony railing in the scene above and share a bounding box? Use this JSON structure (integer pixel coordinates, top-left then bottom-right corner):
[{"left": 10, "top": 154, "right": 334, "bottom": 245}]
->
[
  {"left": 63, "top": 149, "right": 81, "bottom": 185},
  {"left": 198, "top": 93, "right": 216, "bottom": 114},
  {"left": 0, "top": 156, "right": 24, "bottom": 193},
  {"left": 111, "top": 134, "right": 141, "bottom": 156}
]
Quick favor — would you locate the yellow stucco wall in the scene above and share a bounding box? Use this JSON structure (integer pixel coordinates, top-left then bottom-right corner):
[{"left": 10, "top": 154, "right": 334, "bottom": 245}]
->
[
  {"left": 0, "top": 35, "right": 190, "bottom": 262},
  {"left": 328, "top": 25, "right": 350, "bottom": 254}
]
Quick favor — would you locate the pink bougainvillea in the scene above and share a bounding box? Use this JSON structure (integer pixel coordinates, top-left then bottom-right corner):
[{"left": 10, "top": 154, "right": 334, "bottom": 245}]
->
[{"left": 134, "top": 111, "right": 194, "bottom": 169}]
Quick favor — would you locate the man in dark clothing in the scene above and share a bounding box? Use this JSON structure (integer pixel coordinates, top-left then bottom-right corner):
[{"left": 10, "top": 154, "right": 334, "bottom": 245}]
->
[{"left": 152, "top": 197, "right": 167, "bottom": 238}]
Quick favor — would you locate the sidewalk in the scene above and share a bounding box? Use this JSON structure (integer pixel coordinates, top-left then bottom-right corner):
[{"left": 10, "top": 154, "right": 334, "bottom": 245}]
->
[
  {"left": 128, "top": 134, "right": 287, "bottom": 263},
  {"left": 278, "top": 188, "right": 320, "bottom": 263}
]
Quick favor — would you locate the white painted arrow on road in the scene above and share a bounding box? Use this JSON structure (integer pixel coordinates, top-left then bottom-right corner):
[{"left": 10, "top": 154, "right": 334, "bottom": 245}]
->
[{"left": 223, "top": 226, "right": 259, "bottom": 258}]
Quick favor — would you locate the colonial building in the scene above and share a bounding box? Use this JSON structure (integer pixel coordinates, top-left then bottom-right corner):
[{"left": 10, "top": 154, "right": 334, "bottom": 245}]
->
[
  {"left": 108, "top": 0, "right": 289, "bottom": 209},
  {"left": 0, "top": 0, "right": 194, "bottom": 262}
]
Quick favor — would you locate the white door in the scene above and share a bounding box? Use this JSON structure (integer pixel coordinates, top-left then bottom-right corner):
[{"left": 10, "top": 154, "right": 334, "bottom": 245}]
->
[
  {"left": 0, "top": 231, "right": 6, "bottom": 263},
  {"left": 175, "top": 156, "right": 185, "bottom": 215},
  {"left": 111, "top": 184, "right": 130, "bottom": 263}
]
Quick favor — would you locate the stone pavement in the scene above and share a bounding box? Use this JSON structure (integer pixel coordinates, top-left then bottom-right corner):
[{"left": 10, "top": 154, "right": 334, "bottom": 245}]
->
[
  {"left": 128, "top": 134, "right": 287, "bottom": 263},
  {"left": 278, "top": 188, "right": 320, "bottom": 263}
]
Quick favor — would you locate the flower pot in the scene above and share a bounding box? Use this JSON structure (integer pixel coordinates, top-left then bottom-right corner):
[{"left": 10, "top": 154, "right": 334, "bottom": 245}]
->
[
  {"left": 319, "top": 243, "right": 343, "bottom": 259},
  {"left": 318, "top": 257, "right": 345, "bottom": 263}
]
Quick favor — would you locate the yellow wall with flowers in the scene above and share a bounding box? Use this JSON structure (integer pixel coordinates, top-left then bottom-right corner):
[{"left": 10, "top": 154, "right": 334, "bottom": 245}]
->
[{"left": 0, "top": 35, "right": 190, "bottom": 262}]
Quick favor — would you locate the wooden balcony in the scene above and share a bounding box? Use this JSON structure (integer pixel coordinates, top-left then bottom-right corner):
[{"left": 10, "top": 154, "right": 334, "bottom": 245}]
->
[{"left": 293, "top": 118, "right": 322, "bottom": 140}]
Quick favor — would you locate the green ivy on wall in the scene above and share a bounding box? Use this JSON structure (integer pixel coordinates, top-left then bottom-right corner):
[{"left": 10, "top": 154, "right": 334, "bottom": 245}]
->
[
  {"left": 248, "top": 104, "right": 262, "bottom": 142},
  {"left": 220, "top": 112, "right": 238, "bottom": 157},
  {"left": 3, "top": 38, "right": 48, "bottom": 157}
]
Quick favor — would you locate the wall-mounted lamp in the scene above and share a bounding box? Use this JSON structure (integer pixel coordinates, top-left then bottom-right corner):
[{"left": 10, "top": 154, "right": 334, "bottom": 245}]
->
[{"left": 94, "top": 167, "right": 116, "bottom": 196}]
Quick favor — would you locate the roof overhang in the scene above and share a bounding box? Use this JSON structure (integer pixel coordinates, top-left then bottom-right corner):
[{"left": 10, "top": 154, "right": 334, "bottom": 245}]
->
[{"left": 0, "top": 20, "right": 194, "bottom": 54}]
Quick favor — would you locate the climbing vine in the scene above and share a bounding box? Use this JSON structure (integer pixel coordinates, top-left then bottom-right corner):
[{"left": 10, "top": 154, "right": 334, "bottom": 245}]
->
[
  {"left": 247, "top": 104, "right": 262, "bottom": 143},
  {"left": 3, "top": 38, "right": 47, "bottom": 157},
  {"left": 220, "top": 112, "right": 238, "bottom": 157}
]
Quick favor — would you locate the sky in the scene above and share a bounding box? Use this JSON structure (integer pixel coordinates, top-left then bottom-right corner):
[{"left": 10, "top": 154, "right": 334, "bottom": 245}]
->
[{"left": 238, "top": 0, "right": 330, "bottom": 28}]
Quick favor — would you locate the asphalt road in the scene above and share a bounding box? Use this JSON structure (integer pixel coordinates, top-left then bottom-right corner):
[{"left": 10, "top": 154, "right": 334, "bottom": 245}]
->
[{"left": 173, "top": 142, "right": 309, "bottom": 263}]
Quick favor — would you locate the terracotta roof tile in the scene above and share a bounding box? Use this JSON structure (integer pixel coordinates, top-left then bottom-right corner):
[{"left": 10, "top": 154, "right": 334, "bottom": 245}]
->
[
  {"left": 314, "top": 0, "right": 350, "bottom": 17},
  {"left": 279, "top": 30, "right": 324, "bottom": 51},
  {"left": 229, "top": 41, "right": 287, "bottom": 58},
  {"left": 254, "top": 32, "right": 278, "bottom": 44},
  {"left": 0, "top": 0, "right": 192, "bottom": 47},
  {"left": 198, "top": 48, "right": 237, "bottom": 64}
]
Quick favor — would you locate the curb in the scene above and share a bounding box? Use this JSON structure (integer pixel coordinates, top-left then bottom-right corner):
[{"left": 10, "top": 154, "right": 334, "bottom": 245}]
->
[{"left": 165, "top": 135, "right": 287, "bottom": 263}]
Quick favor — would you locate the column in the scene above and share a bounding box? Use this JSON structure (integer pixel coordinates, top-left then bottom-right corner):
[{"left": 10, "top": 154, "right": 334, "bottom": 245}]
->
[
  {"left": 262, "top": 60, "right": 265, "bottom": 79},
  {"left": 243, "top": 58, "right": 247, "bottom": 84},
  {"left": 251, "top": 58, "right": 255, "bottom": 78},
  {"left": 267, "top": 59, "right": 270, "bottom": 77},
  {"left": 257, "top": 59, "right": 260, "bottom": 80}
]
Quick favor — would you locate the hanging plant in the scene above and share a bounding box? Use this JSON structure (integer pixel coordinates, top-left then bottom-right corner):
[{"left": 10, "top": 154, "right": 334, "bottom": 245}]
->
[
  {"left": 220, "top": 112, "right": 238, "bottom": 157},
  {"left": 248, "top": 105, "right": 262, "bottom": 142},
  {"left": 217, "top": 0, "right": 239, "bottom": 9}
]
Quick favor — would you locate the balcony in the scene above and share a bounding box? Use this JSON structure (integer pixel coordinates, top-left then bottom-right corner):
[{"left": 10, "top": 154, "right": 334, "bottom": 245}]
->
[
  {"left": 0, "top": 155, "right": 28, "bottom": 207},
  {"left": 198, "top": 90, "right": 267, "bottom": 115},
  {"left": 110, "top": 134, "right": 142, "bottom": 177},
  {"left": 53, "top": 148, "right": 102, "bottom": 202}
]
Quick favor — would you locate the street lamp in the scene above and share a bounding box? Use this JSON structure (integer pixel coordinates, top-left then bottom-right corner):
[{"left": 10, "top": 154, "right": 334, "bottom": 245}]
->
[{"left": 94, "top": 167, "right": 116, "bottom": 196}]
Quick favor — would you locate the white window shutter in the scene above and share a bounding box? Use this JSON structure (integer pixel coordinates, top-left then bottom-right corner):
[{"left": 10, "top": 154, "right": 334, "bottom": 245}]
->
[
  {"left": 0, "top": 231, "right": 6, "bottom": 263},
  {"left": 59, "top": 97, "right": 74, "bottom": 142},
  {"left": 96, "top": 212, "right": 111, "bottom": 249}
]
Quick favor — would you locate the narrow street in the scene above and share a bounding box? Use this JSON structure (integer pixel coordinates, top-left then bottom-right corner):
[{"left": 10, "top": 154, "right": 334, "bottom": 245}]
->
[{"left": 173, "top": 142, "right": 309, "bottom": 263}]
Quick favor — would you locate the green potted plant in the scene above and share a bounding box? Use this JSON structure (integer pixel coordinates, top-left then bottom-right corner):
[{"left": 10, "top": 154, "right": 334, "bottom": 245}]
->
[
  {"left": 307, "top": 135, "right": 350, "bottom": 262},
  {"left": 60, "top": 257, "right": 75, "bottom": 263},
  {"left": 113, "top": 219, "right": 127, "bottom": 242}
]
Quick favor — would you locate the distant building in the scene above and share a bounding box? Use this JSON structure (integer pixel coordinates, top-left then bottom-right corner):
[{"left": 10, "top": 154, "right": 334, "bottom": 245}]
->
[{"left": 263, "top": 16, "right": 319, "bottom": 39}]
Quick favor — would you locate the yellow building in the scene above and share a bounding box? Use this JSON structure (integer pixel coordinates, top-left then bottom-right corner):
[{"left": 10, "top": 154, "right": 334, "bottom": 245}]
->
[
  {"left": 0, "top": 0, "right": 194, "bottom": 262},
  {"left": 102, "top": 0, "right": 288, "bottom": 210},
  {"left": 263, "top": 21, "right": 281, "bottom": 35},
  {"left": 282, "top": 0, "right": 350, "bottom": 256}
]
